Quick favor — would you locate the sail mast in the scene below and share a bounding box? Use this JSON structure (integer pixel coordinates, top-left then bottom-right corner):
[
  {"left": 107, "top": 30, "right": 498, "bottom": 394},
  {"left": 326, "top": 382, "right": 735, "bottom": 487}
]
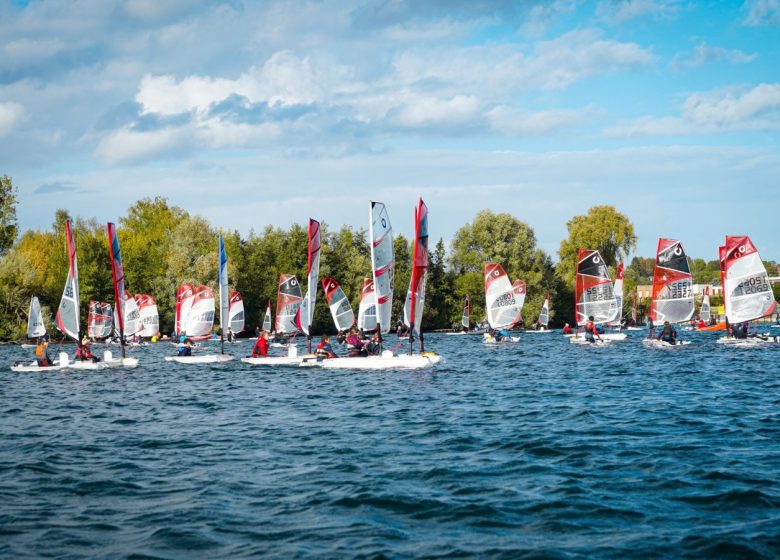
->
[
  {"left": 106, "top": 222, "right": 126, "bottom": 358},
  {"left": 303, "top": 219, "right": 321, "bottom": 354}
]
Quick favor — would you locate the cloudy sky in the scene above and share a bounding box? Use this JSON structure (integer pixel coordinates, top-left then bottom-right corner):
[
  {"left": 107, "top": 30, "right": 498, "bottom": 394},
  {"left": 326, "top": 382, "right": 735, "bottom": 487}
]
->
[{"left": 1, "top": 0, "right": 779, "bottom": 261}]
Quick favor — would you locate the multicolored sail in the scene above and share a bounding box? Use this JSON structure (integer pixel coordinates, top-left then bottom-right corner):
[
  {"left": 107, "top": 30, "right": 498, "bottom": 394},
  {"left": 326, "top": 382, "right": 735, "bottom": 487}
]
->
[
  {"left": 609, "top": 262, "right": 624, "bottom": 326},
  {"left": 537, "top": 293, "right": 549, "bottom": 327},
  {"left": 484, "top": 263, "right": 521, "bottom": 329},
  {"left": 403, "top": 198, "right": 429, "bottom": 340},
  {"left": 27, "top": 296, "right": 46, "bottom": 339},
  {"left": 575, "top": 249, "right": 618, "bottom": 326},
  {"left": 175, "top": 284, "right": 195, "bottom": 336},
  {"left": 276, "top": 274, "right": 302, "bottom": 334},
  {"left": 651, "top": 238, "right": 694, "bottom": 325},
  {"left": 228, "top": 291, "right": 245, "bottom": 333},
  {"left": 134, "top": 294, "right": 159, "bottom": 337},
  {"left": 369, "top": 201, "right": 394, "bottom": 334},
  {"left": 88, "top": 300, "right": 113, "bottom": 339},
  {"left": 322, "top": 277, "right": 355, "bottom": 332},
  {"left": 357, "top": 278, "right": 377, "bottom": 332},
  {"left": 262, "top": 300, "right": 272, "bottom": 332},
  {"left": 723, "top": 235, "right": 776, "bottom": 323},
  {"left": 106, "top": 222, "right": 126, "bottom": 337},
  {"left": 218, "top": 236, "right": 229, "bottom": 339},
  {"left": 186, "top": 285, "right": 215, "bottom": 339},
  {"left": 298, "top": 219, "right": 321, "bottom": 337},
  {"left": 700, "top": 287, "right": 711, "bottom": 324},
  {"left": 56, "top": 220, "right": 80, "bottom": 341},
  {"left": 461, "top": 295, "right": 470, "bottom": 330}
]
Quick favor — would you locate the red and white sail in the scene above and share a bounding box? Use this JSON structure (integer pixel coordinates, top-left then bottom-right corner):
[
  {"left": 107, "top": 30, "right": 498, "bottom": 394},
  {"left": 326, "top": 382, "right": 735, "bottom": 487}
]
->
[
  {"left": 186, "top": 284, "right": 215, "bottom": 339},
  {"left": 357, "top": 278, "right": 377, "bottom": 332},
  {"left": 262, "top": 300, "right": 272, "bottom": 332},
  {"left": 369, "top": 201, "right": 394, "bottom": 334},
  {"left": 650, "top": 238, "right": 694, "bottom": 325},
  {"left": 484, "top": 263, "right": 522, "bottom": 329},
  {"left": 175, "top": 284, "right": 194, "bottom": 336},
  {"left": 298, "top": 219, "right": 321, "bottom": 336},
  {"left": 56, "top": 220, "right": 80, "bottom": 341},
  {"left": 228, "top": 291, "right": 245, "bottom": 333},
  {"left": 118, "top": 290, "right": 142, "bottom": 337},
  {"left": 322, "top": 277, "right": 355, "bottom": 332},
  {"left": 403, "top": 198, "right": 429, "bottom": 338},
  {"left": 87, "top": 301, "right": 113, "bottom": 339},
  {"left": 575, "top": 249, "right": 618, "bottom": 326},
  {"left": 135, "top": 294, "right": 159, "bottom": 337},
  {"left": 461, "top": 295, "right": 470, "bottom": 330},
  {"left": 609, "top": 262, "right": 624, "bottom": 326},
  {"left": 512, "top": 279, "right": 527, "bottom": 316},
  {"left": 700, "top": 287, "right": 711, "bottom": 324},
  {"left": 537, "top": 293, "right": 550, "bottom": 327},
  {"left": 723, "top": 235, "right": 776, "bottom": 323},
  {"left": 276, "top": 274, "right": 302, "bottom": 334}
]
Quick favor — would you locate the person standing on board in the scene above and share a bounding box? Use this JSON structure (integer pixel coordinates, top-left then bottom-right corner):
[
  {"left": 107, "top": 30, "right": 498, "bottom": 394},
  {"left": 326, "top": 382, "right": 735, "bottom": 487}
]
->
[
  {"left": 34, "top": 338, "right": 53, "bottom": 367},
  {"left": 76, "top": 338, "right": 99, "bottom": 362},
  {"left": 584, "top": 316, "right": 601, "bottom": 343},
  {"left": 315, "top": 334, "right": 338, "bottom": 360},
  {"left": 252, "top": 331, "right": 270, "bottom": 358},
  {"left": 656, "top": 321, "right": 678, "bottom": 345}
]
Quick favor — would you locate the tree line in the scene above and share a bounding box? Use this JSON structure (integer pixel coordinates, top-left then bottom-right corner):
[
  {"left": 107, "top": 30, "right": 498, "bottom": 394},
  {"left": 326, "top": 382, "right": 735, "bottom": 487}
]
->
[{"left": 1, "top": 175, "right": 775, "bottom": 341}]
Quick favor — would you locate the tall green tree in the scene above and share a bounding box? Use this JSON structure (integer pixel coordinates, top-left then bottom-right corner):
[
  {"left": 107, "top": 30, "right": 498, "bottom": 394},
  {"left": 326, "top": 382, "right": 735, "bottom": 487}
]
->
[{"left": 0, "top": 175, "right": 18, "bottom": 256}]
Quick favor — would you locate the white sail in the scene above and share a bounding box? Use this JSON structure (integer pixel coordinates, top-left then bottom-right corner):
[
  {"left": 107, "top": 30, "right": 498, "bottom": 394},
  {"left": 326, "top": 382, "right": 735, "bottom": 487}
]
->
[
  {"left": 322, "top": 278, "right": 355, "bottom": 332},
  {"left": 218, "top": 236, "right": 230, "bottom": 338},
  {"left": 461, "top": 296, "right": 470, "bottom": 330},
  {"left": 228, "top": 292, "right": 245, "bottom": 333},
  {"left": 262, "top": 302, "right": 272, "bottom": 332},
  {"left": 135, "top": 295, "right": 160, "bottom": 337},
  {"left": 512, "top": 280, "right": 527, "bottom": 313},
  {"left": 27, "top": 296, "right": 46, "bottom": 339},
  {"left": 56, "top": 220, "right": 80, "bottom": 342},
  {"left": 88, "top": 301, "right": 113, "bottom": 339},
  {"left": 357, "top": 278, "right": 377, "bottom": 332},
  {"left": 300, "top": 219, "right": 321, "bottom": 336},
  {"left": 120, "top": 291, "right": 142, "bottom": 336},
  {"left": 651, "top": 239, "right": 694, "bottom": 325},
  {"left": 402, "top": 276, "right": 426, "bottom": 330},
  {"left": 575, "top": 249, "right": 619, "bottom": 326},
  {"left": 369, "top": 201, "right": 394, "bottom": 334},
  {"left": 484, "top": 263, "right": 521, "bottom": 329},
  {"left": 537, "top": 294, "right": 549, "bottom": 327},
  {"left": 700, "top": 289, "right": 711, "bottom": 324},
  {"left": 186, "top": 285, "right": 215, "bottom": 338},
  {"left": 276, "top": 275, "right": 302, "bottom": 334},
  {"left": 609, "top": 263, "right": 624, "bottom": 326},
  {"left": 723, "top": 236, "right": 777, "bottom": 323}
]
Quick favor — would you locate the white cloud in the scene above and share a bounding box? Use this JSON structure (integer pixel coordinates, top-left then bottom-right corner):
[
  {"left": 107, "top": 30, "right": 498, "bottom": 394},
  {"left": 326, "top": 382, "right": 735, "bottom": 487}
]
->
[
  {"left": 743, "top": 0, "right": 780, "bottom": 26},
  {"left": 391, "top": 95, "right": 481, "bottom": 130},
  {"left": 671, "top": 42, "right": 757, "bottom": 70},
  {"left": 597, "top": 0, "right": 680, "bottom": 23},
  {"left": 486, "top": 105, "right": 597, "bottom": 134},
  {"left": 0, "top": 102, "right": 24, "bottom": 136},
  {"left": 95, "top": 126, "right": 196, "bottom": 164}
]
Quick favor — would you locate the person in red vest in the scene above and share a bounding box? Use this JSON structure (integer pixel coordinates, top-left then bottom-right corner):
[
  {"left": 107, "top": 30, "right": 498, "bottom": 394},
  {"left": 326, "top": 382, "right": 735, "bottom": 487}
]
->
[
  {"left": 252, "top": 331, "right": 270, "bottom": 358},
  {"left": 315, "top": 334, "right": 338, "bottom": 360},
  {"left": 584, "top": 316, "right": 601, "bottom": 343}
]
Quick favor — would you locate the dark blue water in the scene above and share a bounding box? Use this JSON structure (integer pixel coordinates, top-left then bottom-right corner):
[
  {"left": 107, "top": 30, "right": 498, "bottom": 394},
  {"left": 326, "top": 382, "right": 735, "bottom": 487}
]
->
[{"left": 2, "top": 330, "right": 780, "bottom": 558}]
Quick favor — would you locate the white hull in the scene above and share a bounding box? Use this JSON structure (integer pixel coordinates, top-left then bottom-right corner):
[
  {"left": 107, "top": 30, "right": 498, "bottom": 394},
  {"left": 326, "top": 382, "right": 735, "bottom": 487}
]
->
[
  {"left": 716, "top": 336, "right": 779, "bottom": 346},
  {"left": 570, "top": 337, "right": 612, "bottom": 345},
  {"left": 571, "top": 332, "right": 627, "bottom": 342},
  {"left": 68, "top": 357, "right": 139, "bottom": 369},
  {"left": 625, "top": 327, "right": 644, "bottom": 331},
  {"left": 482, "top": 335, "right": 521, "bottom": 344},
  {"left": 642, "top": 339, "right": 692, "bottom": 349},
  {"left": 240, "top": 356, "right": 311, "bottom": 366},
  {"left": 164, "top": 354, "right": 235, "bottom": 364},
  {"left": 20, "top": 343, "right": 37, "bottom": 349},
  {"left": 302, "top": 353, "right": 443, "bottom": 370},
  {"left": 10, "top": 362, "right": 66, "bottom": 372},
  {"left": 522, "top": 329, "right": 553, "bottom": 334}
]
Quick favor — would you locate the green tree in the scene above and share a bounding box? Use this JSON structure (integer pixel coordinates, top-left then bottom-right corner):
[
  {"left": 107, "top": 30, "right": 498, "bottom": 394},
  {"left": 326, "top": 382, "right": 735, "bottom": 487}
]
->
[{"left": 0, "top": 175, "right": 18, "bottom": 255}]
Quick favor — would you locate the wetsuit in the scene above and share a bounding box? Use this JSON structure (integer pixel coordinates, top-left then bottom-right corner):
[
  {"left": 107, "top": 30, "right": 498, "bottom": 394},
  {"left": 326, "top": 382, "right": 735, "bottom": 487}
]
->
[
  {"left": 733, "top": 323, "right": 748, "bottom": 339},
  {"left": 177, "top": 344, "right": 192, "bottom": 357},
  {"left": 252, "top": 337, "right": 269, "bottom": 358},
  {"left": 657, "top": 324, "right": 677, "bottom": 345}
]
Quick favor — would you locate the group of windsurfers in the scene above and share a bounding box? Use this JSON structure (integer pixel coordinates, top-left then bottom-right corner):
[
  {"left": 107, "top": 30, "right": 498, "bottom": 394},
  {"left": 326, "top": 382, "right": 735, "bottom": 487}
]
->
[{"left": 248, "top": 325, "right": 388, "bottom": 360}]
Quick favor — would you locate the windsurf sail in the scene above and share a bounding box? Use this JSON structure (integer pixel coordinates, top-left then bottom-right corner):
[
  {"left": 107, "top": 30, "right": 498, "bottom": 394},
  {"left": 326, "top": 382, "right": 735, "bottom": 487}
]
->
[
  {"left": 461, "top": 295, "right": 470, "bottom": 330},
  {"left": 135, "top": 294, "right": 159, "bottom": 338},
  {"left": 175, "top": 284, "right": 194, "bottom": 336},
  {"left": 484, "top": 263, "right": 522, "bottom": 329},
  {"left": 106, "top": 222, "right": 127, "bottom": 344},
  {"left": 262, "top": 300, "right": 272, "bottom": 332},
  {"left": 120, "top": 290, "right": 142, "bottom": 337},
  {"left": 369, "top": 201, "right": 394, "bottom": 335},
  {"left": 228, "top": 291, "right": 245, "bottom": 333},
  {"left": 575, "top": 249, "right": 618, "bottom": 326},
  {"left": 631, "top": 292, "right": 637, "bottom": 324},
  {"left": 723, "top": 235, "right": 776, "bottom": 323},
  {"left": 700, "top": 287, "right": 711, "bottom": 324},
  {"left": 650, "top": 238, "right": 694, "bottom": 325},
  {"left": 512, "top": 280, "right": 527, "bottom": 315},
  {"left": 56, "top": 220, "right": 80, "bottom": 342},
  {"left": 276, "top": 274, "right": 302, "bottom": 334},
  {"left": 87, "top": 301, "right": 113, "bottom": 339},
  {"left": 322, "top": 277, "right": 355, "bottom": 332},
  {"left": 357, "top": 278, "right": 377, "bottom": 332},
  {"left": 537, "top": 293, "right": 549, "bottom": 327},
  {"left": 27, "top": 296, "right": 46, "bottom": 339},
  {"left": 403, "top": 199, "right": 429, "bottom": 348},
  {"left": 186, "top": 284, "right": 215, "bottom": 339},
  {"left": 218, "top": 236, "right": 229, "bottom": 344},
  {"left": 299, "top": 219, "right": 321, "bottom": 349},
  {"left": 610, "top": 262, "right": 624, "bottom": 326}
]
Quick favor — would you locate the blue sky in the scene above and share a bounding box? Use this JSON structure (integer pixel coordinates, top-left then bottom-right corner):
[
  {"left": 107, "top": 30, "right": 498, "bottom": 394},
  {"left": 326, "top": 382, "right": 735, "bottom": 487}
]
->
[{"left": 1, "top": 0, "right": 779, "bottom": 262}]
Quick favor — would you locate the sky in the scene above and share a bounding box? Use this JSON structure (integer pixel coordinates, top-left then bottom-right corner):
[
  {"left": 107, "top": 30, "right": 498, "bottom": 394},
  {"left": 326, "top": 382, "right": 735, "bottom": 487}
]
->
[{"left": 1, "top": 0, "right": 779, "bottom": 262}]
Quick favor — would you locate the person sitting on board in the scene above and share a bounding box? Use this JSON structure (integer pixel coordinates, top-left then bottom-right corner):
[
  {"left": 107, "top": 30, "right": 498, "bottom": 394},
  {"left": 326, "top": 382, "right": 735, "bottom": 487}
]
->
[
  {"left": 76, "top": 338, "right": 99, "bottom": 362},
  {"left": 251, "top": 331, "right": 270, "bottom": 358},
  {"left": 656, "top": 321, "right": 678, "bottom": 345},
  {"left": 584, "top": 316, "right": 601, "bottom": 343},
  {"left": 595, "top": 323, "right": 604, "bottom": 335},
  {"left": 562, "top": 323, "right": 573, "bottom": 335},
  {"left": 345, "top": 327, "right": 367, "bottom": 357},
  {"left": 177, "top": 338, "right": 193, "bottom": 357},
  {"left": 365, "top": 332, "right": 383, "bottom": 355},
  {"left": 315, "top": 334, "right": 338, "bottom": 360},
  {"left": 733, "top": 322, "right": 748, "bottom": 340},
  {"left": 34, "top": 338, "right": 53, "bottom": 367},
  {"left": 396, "top": 321, "right": 409, "bottom": 337},
  {"left": 697, "top": 318, "right": 706, "bottom": 329}
]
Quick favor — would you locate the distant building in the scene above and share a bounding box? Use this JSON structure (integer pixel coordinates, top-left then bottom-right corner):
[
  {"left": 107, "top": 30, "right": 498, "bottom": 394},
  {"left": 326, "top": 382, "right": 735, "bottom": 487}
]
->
[{"left": 635, "top": 284, "right": 722, "bottom": 300}]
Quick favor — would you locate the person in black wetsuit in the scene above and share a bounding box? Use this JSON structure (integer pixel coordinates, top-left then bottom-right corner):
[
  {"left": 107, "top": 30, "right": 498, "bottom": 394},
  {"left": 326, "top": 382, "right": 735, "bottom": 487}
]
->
[{"left": 657, "top": 321, "right": 677, "bottom": 345}]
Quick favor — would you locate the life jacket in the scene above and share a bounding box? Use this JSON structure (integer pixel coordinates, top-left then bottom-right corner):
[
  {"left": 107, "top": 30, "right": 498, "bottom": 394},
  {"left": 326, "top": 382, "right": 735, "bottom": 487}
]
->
[
  {"left": 315, "top": 342, "right": 332, "bottom": 359},
  {"left": 585, "top": 321, "right": 596, "bottom": 333},
  {"left": 35, "top": 344, "right": 45, "bottom": 357}
]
